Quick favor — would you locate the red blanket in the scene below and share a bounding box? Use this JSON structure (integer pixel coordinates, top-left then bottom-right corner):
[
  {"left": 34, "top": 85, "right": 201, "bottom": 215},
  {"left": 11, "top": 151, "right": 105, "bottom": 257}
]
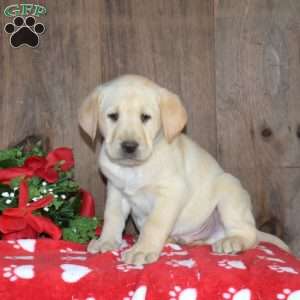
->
[{"left": 0, "top": 238, "right": 299, "bottom": 300}]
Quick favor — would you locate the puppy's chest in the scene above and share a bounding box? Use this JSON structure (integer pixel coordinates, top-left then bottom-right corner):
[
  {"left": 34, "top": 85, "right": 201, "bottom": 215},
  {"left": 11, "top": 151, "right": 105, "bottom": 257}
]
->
[
  {"left": 101, "top": 162, "right": 156, "bottom": 225},
  {"left": 101, "top": 162, "right": 146, "bottom": 196}
]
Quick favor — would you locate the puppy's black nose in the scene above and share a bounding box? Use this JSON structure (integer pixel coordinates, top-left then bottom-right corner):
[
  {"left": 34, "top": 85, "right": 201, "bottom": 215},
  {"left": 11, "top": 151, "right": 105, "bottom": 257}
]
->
[{"left": 121, "top": 140, "right": 139, "bottom": 154}]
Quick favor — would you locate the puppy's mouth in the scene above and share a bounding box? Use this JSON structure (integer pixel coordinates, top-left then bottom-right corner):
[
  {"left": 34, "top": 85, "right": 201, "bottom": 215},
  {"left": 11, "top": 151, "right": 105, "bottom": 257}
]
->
[
  {"left": 105, "top": 148, "right": 146, "bottom": 166},
  {"left": 117, "top": 157, "right": 144, "bottom": 166},
  {"left": 112, "top": 154, "right": 146, "bottom": 166}
]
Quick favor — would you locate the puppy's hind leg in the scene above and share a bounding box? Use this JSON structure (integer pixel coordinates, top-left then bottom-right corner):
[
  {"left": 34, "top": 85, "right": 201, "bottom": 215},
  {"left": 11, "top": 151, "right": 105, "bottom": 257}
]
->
[{"left": 212, "top": 173, "right": 257, "bottom": 254}]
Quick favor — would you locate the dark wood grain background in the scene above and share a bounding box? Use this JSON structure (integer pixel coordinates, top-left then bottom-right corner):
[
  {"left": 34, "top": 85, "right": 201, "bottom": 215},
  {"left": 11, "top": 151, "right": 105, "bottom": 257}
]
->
[{"left": 0, "top": 0, "right": 299, "bottom": 254}]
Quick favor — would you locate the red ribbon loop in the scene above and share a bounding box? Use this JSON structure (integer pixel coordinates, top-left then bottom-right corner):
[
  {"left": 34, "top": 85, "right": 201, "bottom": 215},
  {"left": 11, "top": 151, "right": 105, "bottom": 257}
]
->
[
  {"left": 0, "top": 147, "right": 74, "bottom": 184},
  {"left": 0, "top": 181, "right": 62, "bottom": 240},
  {"left": 79, "top": 189, "right": 95, "bottom": 217}
]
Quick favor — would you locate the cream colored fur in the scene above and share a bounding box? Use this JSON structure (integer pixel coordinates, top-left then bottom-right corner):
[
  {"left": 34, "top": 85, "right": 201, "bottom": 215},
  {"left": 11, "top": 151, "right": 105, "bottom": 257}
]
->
[{"left": 79, "top": 74, "right": 289, "bottom": 265}]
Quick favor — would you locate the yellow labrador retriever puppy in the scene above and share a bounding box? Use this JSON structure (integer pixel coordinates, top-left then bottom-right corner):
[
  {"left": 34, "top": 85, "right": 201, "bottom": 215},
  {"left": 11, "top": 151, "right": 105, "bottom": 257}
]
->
[{"left": 79, "top": 74, "right": 288, "bottom": 265}]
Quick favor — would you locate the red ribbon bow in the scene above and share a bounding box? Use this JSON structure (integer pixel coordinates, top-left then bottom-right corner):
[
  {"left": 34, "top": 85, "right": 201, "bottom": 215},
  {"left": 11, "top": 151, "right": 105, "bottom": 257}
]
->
[
  {"left": 0, "top": 181, "right": 62, "bottom": 240},
  {"left": 0, "top": 147, "right": 74, "bottom": 184}
]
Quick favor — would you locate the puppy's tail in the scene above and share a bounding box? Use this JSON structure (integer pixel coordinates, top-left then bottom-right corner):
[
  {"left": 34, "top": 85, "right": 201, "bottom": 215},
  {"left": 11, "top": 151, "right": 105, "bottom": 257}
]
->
[{"left": 257, "top": 230, "right": 290, "bottom": 252}]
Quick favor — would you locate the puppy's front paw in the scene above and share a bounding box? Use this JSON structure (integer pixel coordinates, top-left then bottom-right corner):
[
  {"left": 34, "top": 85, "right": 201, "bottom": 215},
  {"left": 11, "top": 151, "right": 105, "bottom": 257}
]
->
[
  {"left": 212, "top": 236, "right": 244, "bottom": 254},
  {"left": 122, "top": 245, "right": 160, "bottom": 265},
  {"left": 87, "top": 239, "right": 121, "bottom": 254}
]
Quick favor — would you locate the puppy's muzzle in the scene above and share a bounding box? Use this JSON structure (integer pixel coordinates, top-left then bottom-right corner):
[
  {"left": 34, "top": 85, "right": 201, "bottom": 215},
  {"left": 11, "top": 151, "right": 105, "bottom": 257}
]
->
[{"left": 121, "top": 140, "right": 139, "bottom": 156}]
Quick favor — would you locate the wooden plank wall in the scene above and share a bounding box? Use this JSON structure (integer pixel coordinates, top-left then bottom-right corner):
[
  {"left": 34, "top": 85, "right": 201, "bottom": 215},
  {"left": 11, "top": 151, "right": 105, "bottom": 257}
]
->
[
  {"left": 0, "top": 0, "right": 215, "bottom": 223},
  {"left": 0, "top": 1, "right": 299, "bottom": 254},
  {"left": 215, "top": 0, "right": 300, "bottom": 255}
]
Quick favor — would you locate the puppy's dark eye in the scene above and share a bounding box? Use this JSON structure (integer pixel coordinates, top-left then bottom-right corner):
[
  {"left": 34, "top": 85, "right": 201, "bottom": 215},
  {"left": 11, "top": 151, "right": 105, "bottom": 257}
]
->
[
  {"left": 141, "top": 113, "right": 151, "bottom": 123},
  {"left": 107, "top": 113, "right": 119, "bottom": 122}
]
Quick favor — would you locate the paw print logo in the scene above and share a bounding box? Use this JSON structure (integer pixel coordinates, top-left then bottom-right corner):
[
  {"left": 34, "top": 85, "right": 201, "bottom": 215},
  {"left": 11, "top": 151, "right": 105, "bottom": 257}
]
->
[
  {"left": 3, "top": 264, "right": 35, "bottom": 281},
  {"left": 4, "top": 16, "right": 45, "bottom": 48},
  {"left": 222, "top": 287, "right": 251, "bottom": 300},
  {"left": 218, "top": 259, "right": 247, "bottom": 270},
  {"left": 123, "top": 285, "right": 147, "bottom": 300},
  {"left": 168, "top": 286, "right": 197, "bottom": 300},
  {"left": 276, "top": 289, "right": 300, "bottom": 300}
]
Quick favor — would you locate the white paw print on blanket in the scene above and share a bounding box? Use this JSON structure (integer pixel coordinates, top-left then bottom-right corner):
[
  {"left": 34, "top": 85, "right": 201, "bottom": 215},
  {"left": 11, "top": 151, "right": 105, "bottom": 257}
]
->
[
  {"left": 116, "top": 263, "right": 144, "bottom": 272},
  {"left": 60, "top": 248, "right": 87, "bottom": 255},
  {"left": 169, "top": 286, "right": 197, "bottom": 300},
  {"left": 166, "top": 258, "right": 196, "bottom": 269},
  {"left": 258, "top": 245, "right": 274, "bottom": 256},
  {"left": 112, "top": 248, "right": 144, "bottom": 272},
  {"left": 257, "top": 255, "right": 285, "bottom": 263},
  {"left": 60, "top": 264, "right": 92, "bottom": 283},
  {"left": 60, "top": 248, "right": 87, "bottom": 261},
  {"left": 161, "top": 244, "right": 189, "bottom": 257},
  {"left": 3, "top": 264, "right": 34, "bottom": 281},
  {"left": 222, "top": 287, "right": 251, "bottom": 300},
  {"left": 211, "top": 252, "right": 237, "bottom": 257},
  {"left": 218, "top": 259, "right": 247, "bottom": 270},
  {"left": 4, "top": 255, "right": 34, "bottom": 260},
  {"left": 7, "top": 239, "right": 36, "bottom": 253},
  {"left": 268, "top": 264, "right": 298, "bottom": 274},
  {"left": 123, "top": 285, "right": 147, "bottom": 300},
  {"left": 277, "top": 289, "right": 300, "bottom": 300}
]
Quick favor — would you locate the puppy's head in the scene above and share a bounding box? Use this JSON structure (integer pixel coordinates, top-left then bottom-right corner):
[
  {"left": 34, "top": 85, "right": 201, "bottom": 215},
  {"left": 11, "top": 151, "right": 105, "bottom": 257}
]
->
[{"left": 78, "top": 75, "right": 187, "bottom": 166}]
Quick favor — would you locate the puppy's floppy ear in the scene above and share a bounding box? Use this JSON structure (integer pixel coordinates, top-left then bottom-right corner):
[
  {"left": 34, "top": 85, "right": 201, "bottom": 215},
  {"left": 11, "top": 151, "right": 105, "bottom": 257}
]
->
[
  {"left": 159, "top": 88, "right": 188, "bottom": 143},
  {"left": 78, "top": 87, "right": 102, "bottom": 141}
]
